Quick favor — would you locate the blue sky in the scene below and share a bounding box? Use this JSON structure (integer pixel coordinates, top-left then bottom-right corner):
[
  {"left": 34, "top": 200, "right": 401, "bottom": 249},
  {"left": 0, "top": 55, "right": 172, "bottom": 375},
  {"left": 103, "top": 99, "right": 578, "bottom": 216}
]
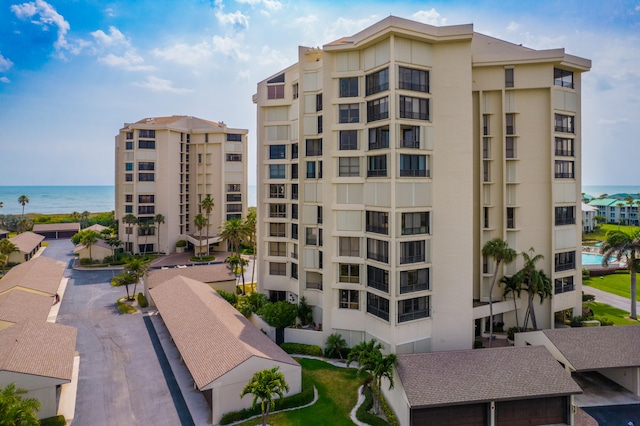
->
[{"left": 0, "top": 0, "right": 638, "bottom": 186}]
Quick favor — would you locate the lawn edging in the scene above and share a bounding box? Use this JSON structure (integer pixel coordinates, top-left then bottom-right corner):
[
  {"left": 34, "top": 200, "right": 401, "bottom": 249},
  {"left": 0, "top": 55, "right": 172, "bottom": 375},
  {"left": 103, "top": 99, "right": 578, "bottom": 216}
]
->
[{"left": 225, "top": 386, "right": 318, "bottom": 426}]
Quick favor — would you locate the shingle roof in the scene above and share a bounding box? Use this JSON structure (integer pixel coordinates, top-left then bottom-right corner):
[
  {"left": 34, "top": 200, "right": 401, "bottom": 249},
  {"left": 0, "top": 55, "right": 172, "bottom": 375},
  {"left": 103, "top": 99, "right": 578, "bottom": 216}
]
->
[
  {"left": 0, "top": 256, "right": 65, "bottom": 296},
  {"left": 147, "top": 264, "right": 235, "bottom": 289},
  {"left": 0, "top": 320, "right": 76, "bottom": 381},
  {"left": 9, "top": 231, "right": 44, "bottom": 253},
  {"left": 0, "top": 291, "right": 53, "bottom": 324},
  {"left": 72, "top": 238, "right": 111, "bottom": 254},
  {"left": 542, "top": 326, "right": 640, "bottom": 371},
  {"left": 32, "top": 223, "right": 81, "bottom": 232},
  {"left": 150, "top": 276, "right": 298, "bottom": 389},
  {"left": 84, "top": 224, "right": 108, "bottom": 233},
  {"left": 396, "top": 346, "right": 581, "bottom": 408}
]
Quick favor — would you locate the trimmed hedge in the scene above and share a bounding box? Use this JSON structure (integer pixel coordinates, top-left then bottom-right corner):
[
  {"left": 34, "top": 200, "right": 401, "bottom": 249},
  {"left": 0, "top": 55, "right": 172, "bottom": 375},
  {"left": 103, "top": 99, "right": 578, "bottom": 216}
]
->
[
  {"left": 137, "top": 292, "right": 148, "bottom": 308},
  {"left": 356, "top": 386, "right": 390, "bottom": 426},
  {"left": 280, "top": 342, "right": 323, "bottom": 357},
  {"left": 40, "top": 415, "right": 67, "bottom": 426},
  {"left": 219, "top": 371, "right": 314, "bottom": 424},
  {"left": 373, "top": 386, "right": 399, "bottom": 426}
]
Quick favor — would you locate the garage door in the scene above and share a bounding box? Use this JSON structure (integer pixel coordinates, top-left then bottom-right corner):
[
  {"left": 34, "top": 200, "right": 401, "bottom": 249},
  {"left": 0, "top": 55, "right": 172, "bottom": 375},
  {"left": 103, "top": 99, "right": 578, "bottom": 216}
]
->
[
  {"left": 496, "top": 396, "right": 567, "bottom": 426},
  {"left": 412, "top": 403, "right": 487, "bottom": 426}
]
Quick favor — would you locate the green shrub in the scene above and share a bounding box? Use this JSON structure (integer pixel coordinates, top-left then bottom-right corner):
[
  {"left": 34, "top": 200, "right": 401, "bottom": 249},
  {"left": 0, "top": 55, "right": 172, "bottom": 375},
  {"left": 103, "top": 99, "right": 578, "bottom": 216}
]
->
[
  {"left": 474, "top": 340, "right": 484, "bottom": 349},
  {"left": 258, "top": 301, "right": 298, "bottom": 328},
  {"left": 593, "top": 316, "right": 614, "bottom": 326},
  {"left": 506, "top": 326, "right": 520, "bottom": 341},
  {"left": 137, "top": 292, "right": 148, "bottom": 308},
  {"left": 39, "top": 415, "right": 67, "bottom": 426},
  {"left": 582, "top": 268, "right": 591, "bottom": 279},
  {"left": 175, "top": 239, "right": 187, "bottom": 248},
  {"left": 373, "top": 386, "right": 399, "bottom": 426},
  {"left": 582, "top": 292, "right": 596, "bottom": 302},
  {"left": 280, "top": 342, "right": 323, "bottom": 357},
  {"left": 116, "top": 299, "right": 137, "bottom": 314},
  {"left": 79, "top": 258, "right": 92, "bottom": 266},
  {"left": 190, "top": 255, "right": 215, "bottom": 262},
  {"left": 217, "top": 290, "right": 238, "bottom": 306},
  {"left": 356, "top": 386, "right": 390, "bottom": 426},
  {"left": 236, "top": 297, "right": 253, "bottom": 317}
]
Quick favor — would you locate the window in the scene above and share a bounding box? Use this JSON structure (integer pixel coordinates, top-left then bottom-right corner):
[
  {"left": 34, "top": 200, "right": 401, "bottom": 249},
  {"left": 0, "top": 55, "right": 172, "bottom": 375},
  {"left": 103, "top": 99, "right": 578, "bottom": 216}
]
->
[
  {"left": 555, "top": 160, "right": 575, "bottom": 178},
  {"left": 270, "top": 145, "right": 286, "bottom": 159},
  {"left": 555, "top": 206, "right": 576, "bottom": 225},
  {"left": 306, "top": 161, "right": 317, "bottom": 179},
  {"left": 554, "top": 68, "right": 574, "bottom": 89},
  {"left": 197, "top": 154, "right": 202, "bottom": 164},
  {"left": 306, "top": 272, "right": 323, "bottom": 290},
  {"left": 291, "top": 164, "right": 298, "bottom": 179},
  {"left": 402, "top": 212, "right": 429, "bottom": 235},
  {"left": 317, "top": 116, "right": 323, "bottom": 134},
  {"left": 367, "top": 238, "right": 389, "bottom": 263},
  {"left": 228, "top": 184, "right": 241, "bottom": 192},
  {"left": 139, "top": 129, "right": 155, "bottom": 138},
  {"left": 267, "top": 73, "right": 285, "bottom": 84},
  {"left": 555, "top": 114, "right": 575, "bottom": 133},
  {"left": 125, "top": 141, "right": 133, "bottom": 150},
  {"left": 398, "top": 296, "right": 429, "bottom": 323},
  {"left": 507, "top": 207, "right": 516, "bottom": 229},
  {"left": 269, "top": 262, "right": 286, "bottom": 276},
  {"left": 138, "top": 195, "right": 154, "bottom": 203},
  {"left": 269, "top": 204, "right": 286, "bottom": 218},
  {"left": 227, "top": 204, "right": 242, "bottom": 213},
  {"left": 138, "top": 162, "right": 154, "bottom": 171},
  {"left": 306, "top": 228, "right": 318, "bottom": 246},
  {"left": 269, "top": 223, "right": 286, "bottom": 237},
  {"left": 126, "top": 131, "right": 133, "bottom": 139},
  {"left": 367, "top": 155, "right": 387, "bottom": 177},
  {"left": 555, "top": 138, "right": 574, "bottom": 156},
  {"left": 369, "top": 126, "right": 389, "bottom": 150},
  {"left": 400, "top": 154, "right": 429, "bottom": 177},
  {"left": 483, "top": 160, "right": 490, "bottom": 182},
  {"left": 366, "top": 211, "right": 388, "bottom": 234},
  {"left": 400, "top": 126, "right": 420, "bottom": 148},
  {"left": 505, "top": 113, "right": 515, "bottom": 135},
  {"left": 269, "top": 184, "right": 285, "bottom": 198},
  {"left": 317, "top": 206, "right": 323, "bottom": 224},
  {"left": 367, "top": 97, "right": 389, "bottom": 122},
  {"left": 291, "top": 262, "right": 298, "bottom": 279},
  {"left": 484, "top": 207, "right": 489, "bottom": 229},
  {"left": 339, "top": 130, "right": 358, "bottom": 150},
  {"left": 339, "top": 157, "right": 360, "bottom": 177},
  {"left": 205, "top": 133, "right": 209, "bottom": 143},
  {"left": 125, "top": 205, "right": 132, "bottom": 213},
  {"left": 227, "top": 134, "right": 242, "bottom": 142},
  {"left": 291, "top": 184, "right": 299, "bottom": 200},
  {"left": 339, "top": 264, "right": 360, "bottom": 283},
  {"left": 399, "top": 66, "right": 429, "bottom": 92},
  {"left": 400, "top": 240, "right": 425, "bottom": 264},
  {"left": 399, "top": 96, "right": 429, "bottom": 120},
  {"left": 506, "top": 137, "right": 516, "bottom": 159},
  {"left": 306, "top": 138, "right": 322, "bottom": 156},
  {"left": 268, "top": 84, "right": 285, "bottom": 99},
  {"left": 125, "top": 173, "right": 133, "bottom": 182},
  {"left": 340, "top": 290, "right": 359, "bottom": 310},
  {"left": 483, "top": 138, "right": 490, "bottom": 159},
  {"left": 291, "top": 223, "right": 298, "bottom": 240},
  {"left": 138, "top": 173, "right": 154, "bottom": 181},
  {"left": 227, "top": 194, "right": 242, "bottom": 202},
  {"left": 367, "top": 293, "right": 389, "bottom": 321},
  {"left": 291, "top": 203, "right": 298, "bottom": 219},
  {"left": 292, "top": 82, "right": 299, "bottom": 99},
  {"left": 316, "top": 94, "right": 323, "bottom": 111},
  {"left": 339, "top": 237, "right": 359, "bottom": 257},
  {"left": 125, "top": 194, "right": 133, "bottom": 203},
  {"left": 555, "top": 251, "right": 576, "bottom": 272},
  {"left": 505, "top": 68, "right": 514, "bottom": 88},
  {"left": 400, "top": 268, "right": 430, "bottom": 294},
  {"left": 269, "top": 164, "right": 286, "bottom": 179},
  {"left": 339, "top": 104, "right": 359, "bottom": 123},
  {"left": 125, "top": 162, "right": 133, "bottom": 171},
  {"left": 483, "top": 114, "right": 490, "bottom": 136},
  {"left": 367, "top": 265, "right": 389, "bottom": 292},
  {"left": 366, "top": 68, "right": 389, "bottom": 96},
  {"left": 340, "top": 77, "right": 358, "bottom": 97},
  {"left": 269, "top": 242, "right": 287, "bottom": 256},
  {"left": 138, "top": 140, "right": 155, "bottom": 149},
  {"left": 291, "top": 143, "right": 298, "bottom": 159},
  {"left": 138, "top": 206, "right": 155, "bottom": 215},
  {"left": 555, "top": 276, "right": 575, "bottom": 294}
]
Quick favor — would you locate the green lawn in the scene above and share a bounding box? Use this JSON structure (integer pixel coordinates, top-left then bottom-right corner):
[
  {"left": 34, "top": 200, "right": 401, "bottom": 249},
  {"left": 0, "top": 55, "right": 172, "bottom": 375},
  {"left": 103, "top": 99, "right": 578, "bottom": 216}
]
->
[
  {"left": 583, "top": 223, "right": 640, "bottom": 244},
  {"left": 585, "top": 302, "right": 640, "bottom": 325},
  {"left": 583, "top": 271, "right": 640, "bottom": 301},
  {"left": 235, "top": 358, "right": 364, "bottom": 426}
]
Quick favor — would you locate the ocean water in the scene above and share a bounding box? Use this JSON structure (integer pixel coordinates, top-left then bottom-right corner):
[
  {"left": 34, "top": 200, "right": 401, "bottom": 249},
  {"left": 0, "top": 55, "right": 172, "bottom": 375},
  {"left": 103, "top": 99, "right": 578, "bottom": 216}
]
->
[{"left": 0, "top": 185, "right": 258, "bottom": 215}]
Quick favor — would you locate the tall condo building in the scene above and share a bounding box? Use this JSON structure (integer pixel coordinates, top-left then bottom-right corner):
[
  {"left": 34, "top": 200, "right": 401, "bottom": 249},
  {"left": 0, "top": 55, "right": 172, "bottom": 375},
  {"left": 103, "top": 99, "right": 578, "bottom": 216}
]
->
[
  {"left": 115, "top": 116, "right": 248, "bottom": 255},
  {"left": 254, "top": 16, "right": 590, "bottom": 353}
]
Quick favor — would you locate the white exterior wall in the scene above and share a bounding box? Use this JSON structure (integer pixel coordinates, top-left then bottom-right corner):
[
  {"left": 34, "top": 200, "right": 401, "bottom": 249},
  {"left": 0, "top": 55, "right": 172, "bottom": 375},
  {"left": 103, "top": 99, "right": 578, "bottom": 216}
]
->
[{"left": 0, "top": 372, "right": 66, "bottom": 419}]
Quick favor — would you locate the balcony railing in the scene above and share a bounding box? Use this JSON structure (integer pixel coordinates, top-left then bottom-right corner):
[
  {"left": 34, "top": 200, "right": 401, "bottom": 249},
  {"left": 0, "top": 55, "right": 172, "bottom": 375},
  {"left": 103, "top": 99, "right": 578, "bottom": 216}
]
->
[{"left": 400, "top": 254, "right": 425, "bottom": 265}]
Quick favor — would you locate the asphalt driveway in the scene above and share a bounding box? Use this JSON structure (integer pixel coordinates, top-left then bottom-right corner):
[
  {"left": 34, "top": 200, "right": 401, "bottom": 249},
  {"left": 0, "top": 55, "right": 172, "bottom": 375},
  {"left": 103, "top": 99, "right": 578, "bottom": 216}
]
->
[{"left": 42, "top": 240, "right": 188, "bottom": 425}]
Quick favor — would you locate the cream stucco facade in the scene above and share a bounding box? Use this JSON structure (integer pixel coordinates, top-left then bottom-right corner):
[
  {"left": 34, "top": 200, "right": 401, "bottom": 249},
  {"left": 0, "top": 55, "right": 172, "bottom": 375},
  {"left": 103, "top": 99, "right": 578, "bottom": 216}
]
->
[
  {"left": 114, "top": 116, "right": 248, "bottom": 254},
  {"left": 254, "top": 16, "right": 590, "bottom": 353}
]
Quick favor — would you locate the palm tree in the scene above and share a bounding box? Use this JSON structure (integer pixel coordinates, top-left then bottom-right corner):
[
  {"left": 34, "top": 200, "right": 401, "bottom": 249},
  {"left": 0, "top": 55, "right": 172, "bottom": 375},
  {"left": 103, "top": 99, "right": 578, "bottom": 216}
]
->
[
  {"left": 601, "top": 229, "right": 640, "bottom": 319},
  {"left": 515, "top": 248, "right": 552, "bottom": 330},
  {"left": 0, "top": 383, "right": 41, "bottom": 426},
  {"left": 153, "top": 214, "right": 165, "bottom": 254},
  {"left": 325, "top": 332, "right": 348, "bottom": 359},
  {"left": 111, "top": 271, "right": 137, "bottom": 300},
  {"left": 0, "top": 239, "right": 18, "bottom": 272},
  {"left": 71, "top": 211, "right": 81, "bottom": 222},
  {"left": 138, "top": 222, "right": 151, "bottom": 256},
  {"left": 200, "top": 197, "right": 215, "bottom": 256},
  {"left": 18, "top": 194, "right": 29, "bottom": 219},
  {"left": 245, "top": 208, "right": 257, "bottom": 287},
  {"left": 501, "top": 275, "right": 522, "bottom": 331},
  {"left": 193, "top": 213, "right": 207, "bottom": 259},
  {"left": 80, "top": 230, "right": 100, "bottom": 263},
  {"left": 0, "top": 201, "right": 3, "bottom": 209},
  {"left": 347, "top": 339, "right": 396, "bottom": 415},
  {"left": 481, "top": 238, "right": 517, "bottom": 347},
  {"left": 219, "top": 217, "right": 249, "bottom": 293},
  {"left": 124, "top": 258, "right": 149, "bottom": 300},
  {"left": 81, "top": 210, "right": 90, "bottom": 228},
  {"left": 122, "top": 214, "right": 137, "bottom": 254},
  {"left": 240, "top": 367, "right": 290, "bottom": 426}
]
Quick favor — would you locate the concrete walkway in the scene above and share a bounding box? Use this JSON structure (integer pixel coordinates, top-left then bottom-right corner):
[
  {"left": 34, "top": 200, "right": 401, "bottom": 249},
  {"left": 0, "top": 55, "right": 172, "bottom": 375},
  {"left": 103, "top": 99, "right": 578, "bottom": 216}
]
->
[{"left": 582, "top": 285, "right": 640, "bottom": 316}]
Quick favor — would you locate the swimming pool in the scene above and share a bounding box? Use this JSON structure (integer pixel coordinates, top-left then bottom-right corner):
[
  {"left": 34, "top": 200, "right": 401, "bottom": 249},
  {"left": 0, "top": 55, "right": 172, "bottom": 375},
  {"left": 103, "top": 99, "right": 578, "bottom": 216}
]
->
[{"left": 582, "top": 252, "right": 615, "bottom": 265}]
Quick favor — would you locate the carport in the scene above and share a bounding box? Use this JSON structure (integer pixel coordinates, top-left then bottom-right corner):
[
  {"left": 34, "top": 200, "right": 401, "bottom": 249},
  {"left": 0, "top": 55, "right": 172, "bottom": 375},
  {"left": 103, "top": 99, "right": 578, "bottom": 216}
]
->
[
  {"left": 33, "top": 223, "right": 80, "bottom": 239},
  {"left": 387, "top": 346, "right": 582, "bottom": 426}
]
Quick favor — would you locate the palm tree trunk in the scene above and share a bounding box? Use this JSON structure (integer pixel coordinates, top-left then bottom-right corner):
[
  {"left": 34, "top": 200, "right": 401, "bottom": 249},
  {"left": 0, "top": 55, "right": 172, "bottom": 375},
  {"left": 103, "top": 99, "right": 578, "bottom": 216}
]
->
[
  {"left": 488, "top": 261, "right": 500, "bottom": 348},
  {"left": 512, "top": 292, "right": 520, "bottom": 331},
  {"left": 528, "top": 290, "right": 538, "bottom": 330},
  {"left": 205, "top": 221, "right": 210, "bottom": 257},
  {"left": 631, "top": 264, "right": 637, "bottom": 320},
  {"left": 157, "top": 227, "right": 160, "bottom": 254}
]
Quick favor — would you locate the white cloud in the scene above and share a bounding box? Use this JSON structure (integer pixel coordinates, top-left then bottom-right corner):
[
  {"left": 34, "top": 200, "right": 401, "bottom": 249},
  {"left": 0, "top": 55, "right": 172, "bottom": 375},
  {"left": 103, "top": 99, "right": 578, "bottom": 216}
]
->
[
  {"left": 0, "top": 53, "right": 14, "bottom": 72},
  {"left": 133, "top": 76, "right": 192, "bottom": 93},
  {"left": 257, "top": 44, "right": 290, "bottom": 69},
  {"left": 506, "top": 21, "right": 519, "bottom": 32},
  {"left": 236, "top": 0, "right": 283, "bottom": 12},
  {"left": 237, "top": 69, "right": 251, "bottom": 80},
  {"left": 0, "top": 77, "right": 10, "bottom": 83},
  {"left": 412, "top": 9, "right": 447, "bottom": 26},
  {"left": 153, "top": 41, "right": 213, "bottom": 65},
  {"left": 212, "top": 35, "right": 250, "bottom": 61},
  {"left": 216, "top": 10, "right": 250, "bottom": 28},
  {"left": 98, "top": 51, "right": 155, "bottom": 71},
  {"left": 10, "top": 0, "right": 83, "bottom": 57},
  {"left": 105, "top": 7, "right": 116, "bottom": 17},
  {"left": 294, "top": 15, "right": 318, "bottom": 25},
  {"left": 91, "top": 26, "right": 129, "bottom": 47}
]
